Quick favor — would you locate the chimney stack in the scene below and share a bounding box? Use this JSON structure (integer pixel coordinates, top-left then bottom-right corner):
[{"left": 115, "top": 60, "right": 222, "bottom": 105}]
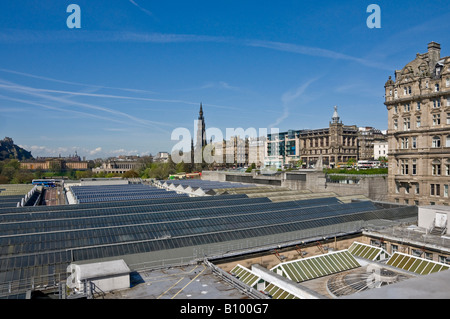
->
[{"left": 427, "top": 41, "right": 441, "bottom": 67}]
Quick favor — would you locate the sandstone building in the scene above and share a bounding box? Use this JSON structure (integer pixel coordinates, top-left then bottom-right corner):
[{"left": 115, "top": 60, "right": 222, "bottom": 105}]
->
[
  {"left": 384, "top": 41, "right": 450, "bottom": 206},
  {"left": 265, "top": 106, "right": 386, "bottom": 168}
]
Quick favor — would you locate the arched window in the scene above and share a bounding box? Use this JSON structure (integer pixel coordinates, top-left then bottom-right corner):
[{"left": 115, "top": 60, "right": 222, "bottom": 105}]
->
[{"left": 432, "top": 136, "right": 441, "bottom": 148}]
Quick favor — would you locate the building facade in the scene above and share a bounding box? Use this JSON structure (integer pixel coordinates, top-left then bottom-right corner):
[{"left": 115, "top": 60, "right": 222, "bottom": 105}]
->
[
  {"left": 265, "top": 106, "right": 385, "bottom": 168},
  {"left": 20, "top": 154, "right": 88, "bottom": 171},
  {"left": 92, "top": 156, "right": 145, "bottom": 175},
  {"left": 384, "top": 41, "right": 450, "bottom": 206}
]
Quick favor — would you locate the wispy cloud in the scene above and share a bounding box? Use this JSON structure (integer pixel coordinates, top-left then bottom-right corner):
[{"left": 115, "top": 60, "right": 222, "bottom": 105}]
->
[
  {"left": 0, "top": 68, "right": 157, "bottom": 95},
  {"left": 0, "top": 30, "right": 389, "bottom": 70},
  {"left": 245, "top": 39, "right": 391, "bottom": 71},
  {"left": 0, "top": 79, "right": 173, "bottom": 132},
  {"left": 269, "top": 77, "right": 319, "bottom": 128},
  {"left": 128, "top": 0, "right": 154, "bottom": 17}
]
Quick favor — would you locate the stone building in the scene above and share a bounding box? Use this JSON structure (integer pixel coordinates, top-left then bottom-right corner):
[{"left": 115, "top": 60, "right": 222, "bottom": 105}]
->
[
  {"left": 20, "top": 153, "right": 88, "bottom": 171},
  {"left": 265, "top": 106, "right": 385, "bottom": 168},
  {"left": 92, "top": 156, "right": 145, "bottom": 175},
  {"left": 384, "top": 41, "right": 450, "bottom": 206}
]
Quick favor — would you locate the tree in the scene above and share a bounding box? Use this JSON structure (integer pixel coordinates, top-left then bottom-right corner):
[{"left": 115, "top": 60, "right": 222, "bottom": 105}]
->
[{"left": 122, "top": 170, "right": 139, "bottom": 178}]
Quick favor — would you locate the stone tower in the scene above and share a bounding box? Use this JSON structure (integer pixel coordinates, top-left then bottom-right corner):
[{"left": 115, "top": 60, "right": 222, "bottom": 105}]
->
[{"left": 195, "top": 103, "right": 207, "bottom": 152}]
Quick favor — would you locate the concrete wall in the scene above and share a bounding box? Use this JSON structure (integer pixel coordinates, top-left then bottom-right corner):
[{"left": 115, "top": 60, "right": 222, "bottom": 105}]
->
[
  {"left": 202, "top": 170, "right": 388, "bottom": 201},
  {"left": 418, "top": 206, "right": 450, "bottom": 233}
]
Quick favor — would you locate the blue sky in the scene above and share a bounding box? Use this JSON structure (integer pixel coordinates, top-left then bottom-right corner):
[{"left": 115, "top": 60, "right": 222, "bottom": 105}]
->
[{"left": 0, "top": 0, "right": 449, "bottom": 159}]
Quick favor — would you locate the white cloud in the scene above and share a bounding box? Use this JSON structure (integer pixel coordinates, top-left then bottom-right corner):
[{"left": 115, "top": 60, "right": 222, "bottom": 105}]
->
[{"left": 89, "top": 147, "right": 102, "bottom": 155}]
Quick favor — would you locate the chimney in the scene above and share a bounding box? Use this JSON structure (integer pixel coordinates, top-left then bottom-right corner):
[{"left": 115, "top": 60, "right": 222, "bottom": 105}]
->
[{"left": 427, "top": 41, "right": 441, "bottom": 66}]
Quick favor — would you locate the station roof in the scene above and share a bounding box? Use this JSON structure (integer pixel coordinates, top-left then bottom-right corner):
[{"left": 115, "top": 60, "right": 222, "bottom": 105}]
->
[{"left": 0, "top": 186, "right": 417, "bottom": 298}]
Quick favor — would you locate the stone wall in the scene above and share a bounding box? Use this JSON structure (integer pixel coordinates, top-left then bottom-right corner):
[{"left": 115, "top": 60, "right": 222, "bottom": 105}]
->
[{"left": 202, "top": 170, "right": 388, "bottom": 201}]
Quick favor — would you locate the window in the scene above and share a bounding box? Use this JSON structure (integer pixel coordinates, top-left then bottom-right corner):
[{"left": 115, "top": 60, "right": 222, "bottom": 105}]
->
[
  {"left": 447, "top": 113, "right": 450, "bottom": 125},
  {"left": 401, "top": 137, "right": 409, "bottom": 149},
  {"left": 439, "top": 255, "right": 450, "bottom": 265},
  {"left": 433, "top": 99, "right": 441, "bottom": 108},
  {"left": 404, "top": 87, "right": 407, "bottom": 95},
  {"left": 447, "top": 78, "right": 450, "bottom": 87},
  {"left": 432, "top": 162, "right": 441, "bottom": 176},
  {"left": 403, "top": 117, "right": 410, "bottom": 131},
  {"left": 394, "top": 119, "right": 398, "bottom": 130},
  {"left": 394, "top": 105, "right": 398, "bottom": 114},
  {"left": 446, "top": 164, "right": 450, "bottom": 176},
  {"left": 409, "top": 86, "right": 412, "bottom": 95},
  {"left": 433, "top": 114, "right": 441, "bottom": 126},
  {"left": 415, "top": 183, "right": 420, "bottom": 195},
  {"left": 404, "top": 103, "right": 410, "bottom": 112},
  {"left": 412, "top": 249, "right": 423, "bottom": 257},
  {"left": 414, "top": 200, "right": 419, "bottom": 205},
  {"left": 391, "top": 244, "right": 398, "bottom": 254},
  {"left": 394, "top": 89, "right": 398, "bottom": 98},
  {"left": 412, "top": 137, "right": 417, "bottom": 149},
  {"left": 405, "top": 184, "right": 410, "bottom": 194},
  {"left": 432, "top": 136, "right": 441, "bottom": 148},
  {"left": 401, "top": 160, "right": 409, "bottom": 175},
  {"left": 446, "top": 135, "right": 450, "bottom": 147},
  {"left": 412, "top": 159, "right": 417, "bottom": 175},
  {"left": 416, "top": 116, "right": 421, "bottom": 128},
  {"left": 416, "top": 102, "right": 421, "bottom": 110},
  {"left": 445, "top": 184, "right": 449, "bottom": 198},
  {"left": 430, "top": 184, "right": 441, "bottom": 196},
  {"left": 435, "top": 83, "right": 440, "bottom": 92},
  {"left": 425, "top": 252, "right": 433, "bottom": 260},
  {"left": 447, "top": 97, "right": 450, "bottom": 107},
  {"left": 395, "top": 183, "right": 400, "bottom": 193}
]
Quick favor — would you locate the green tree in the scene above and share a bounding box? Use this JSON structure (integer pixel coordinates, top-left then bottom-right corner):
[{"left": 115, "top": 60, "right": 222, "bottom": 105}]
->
[{"left": 122, "top": 170, "right": 139, "bottom": 178}]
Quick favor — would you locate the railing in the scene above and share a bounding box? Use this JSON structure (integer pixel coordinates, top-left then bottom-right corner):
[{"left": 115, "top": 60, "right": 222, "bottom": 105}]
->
[
  {"left": 0, "top": 273, "right": 64, "bottom": 298},
  {"left": 203, "top": 258, "right": 269, "bottom": 299}
]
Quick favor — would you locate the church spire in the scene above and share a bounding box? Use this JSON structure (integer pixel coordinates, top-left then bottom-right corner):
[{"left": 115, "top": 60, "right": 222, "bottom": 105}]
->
[{"left": 198, "top": 102, "right": 204, "bottom": 120}]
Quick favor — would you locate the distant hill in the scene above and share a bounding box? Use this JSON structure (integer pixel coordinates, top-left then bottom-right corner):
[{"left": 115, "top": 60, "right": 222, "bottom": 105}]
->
[{"left": 0, "top": 137, "right": 34, "bottom": 161}]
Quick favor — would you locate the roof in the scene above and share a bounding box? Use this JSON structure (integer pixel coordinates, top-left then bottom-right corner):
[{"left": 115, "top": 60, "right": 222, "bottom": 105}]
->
[
  {"left": 0, "top": 191, "right": 417, "bottom": 297},
  {"left": 69, "top": 259, "right": 130, "bottom": 280}
]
